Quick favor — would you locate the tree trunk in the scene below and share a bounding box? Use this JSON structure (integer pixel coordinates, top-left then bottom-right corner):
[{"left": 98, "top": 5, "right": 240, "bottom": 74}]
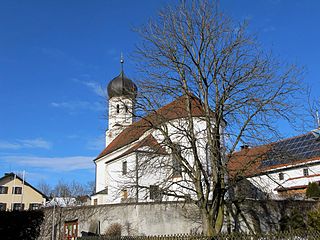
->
[
  {"left": 202, "top": 210, "right": 215, "bottom": 237},
  {"left": 201, "top": 202, "right": 224, "bottom": 236}
]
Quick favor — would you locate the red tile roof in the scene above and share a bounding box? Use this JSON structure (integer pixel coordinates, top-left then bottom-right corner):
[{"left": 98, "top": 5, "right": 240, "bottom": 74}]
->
[
  {"left": 95, "top": 95, "right": 206, "bottom": 160},
  {"left": 105, "top": 134, "right": 168, "bottom": 164},
  {"left": 228, "top": 145, "right": 271, "bottom": 179}
]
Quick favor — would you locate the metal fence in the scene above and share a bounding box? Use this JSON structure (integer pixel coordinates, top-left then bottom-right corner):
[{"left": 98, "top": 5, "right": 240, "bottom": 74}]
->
[{"left": 78, "top": 231, "right": 320, "bottom": 240}]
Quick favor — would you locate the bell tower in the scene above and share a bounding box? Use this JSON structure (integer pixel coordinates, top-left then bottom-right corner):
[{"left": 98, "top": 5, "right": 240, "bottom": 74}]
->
[{"left": 105, "top": 57, "right": 137, "bottom": 146}]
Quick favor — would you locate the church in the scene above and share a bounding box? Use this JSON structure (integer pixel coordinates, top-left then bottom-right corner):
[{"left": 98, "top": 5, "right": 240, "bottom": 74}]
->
[
  {"left": 91, "top": 65, "right": 320, "bottom": 205},
  {"left": 90, "top": 64, "right": 221, "bottom": 205}
]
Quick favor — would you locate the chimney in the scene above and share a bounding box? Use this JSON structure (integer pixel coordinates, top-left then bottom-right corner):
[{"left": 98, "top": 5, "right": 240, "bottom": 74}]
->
[{"left": 240, "top": 145, "right": 249, "bottom": 150}]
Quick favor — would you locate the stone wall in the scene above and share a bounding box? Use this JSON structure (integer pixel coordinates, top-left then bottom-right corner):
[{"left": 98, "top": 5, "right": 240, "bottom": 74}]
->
[
  {"left": 39, "top": 201, "right": 201, "bottom": 240},
  {"left": 38, "top": 200, "right": 319, "bottom": 239}
]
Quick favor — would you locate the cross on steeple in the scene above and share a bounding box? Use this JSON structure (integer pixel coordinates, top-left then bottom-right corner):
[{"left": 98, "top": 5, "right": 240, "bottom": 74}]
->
[{"left": 120, "top": 52, "right": 124, "bottom": 73}]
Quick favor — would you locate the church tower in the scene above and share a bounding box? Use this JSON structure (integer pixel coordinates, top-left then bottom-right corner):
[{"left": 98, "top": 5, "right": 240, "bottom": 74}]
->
[{"left": 105, "top": 59, "right": 137, "bottom": 146}]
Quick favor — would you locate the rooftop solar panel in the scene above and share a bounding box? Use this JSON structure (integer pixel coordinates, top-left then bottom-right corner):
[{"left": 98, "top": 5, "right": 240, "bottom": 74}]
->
[{"left": 260, "top": 132, "right": 320, "bottom": 168}]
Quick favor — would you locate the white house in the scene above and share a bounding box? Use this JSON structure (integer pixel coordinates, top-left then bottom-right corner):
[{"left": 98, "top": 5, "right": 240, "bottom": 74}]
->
[
  {"left": 229, "top": 130, "right": 320, "bottom": 199},
  {"left": 91, "top": 68, "right": 223, "bottom": 205}
]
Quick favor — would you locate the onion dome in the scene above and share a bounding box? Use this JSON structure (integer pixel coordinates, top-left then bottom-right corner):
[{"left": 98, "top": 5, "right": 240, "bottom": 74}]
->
[
  {"left": 107, "top": 71, "right": 137, "bottom": 99},
  {"left": 107, "top": 56, "right": 137, "bottom": 99}
]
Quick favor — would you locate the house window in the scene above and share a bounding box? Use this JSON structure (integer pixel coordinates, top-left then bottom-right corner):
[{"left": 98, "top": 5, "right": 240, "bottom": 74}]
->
[
  {"left": 116, "top": 104, "right": 120, "bottom": 113},
  {"left": 12, "top": 187, "right": 22, "bottom": 194},
  {"left": 303, "top": 168, "right": 309, "bottom": 176},
  {"left": 0, "top": 186, "right": 8, "bottom": 194},
  {"left": 172, "top": 144, "right": 182, "bottom": 177},
  {"left": 122, "top": 161, "right": 127, "bottom": 175},
  {"left": 0, "top": 203, "right": 6, "bottom": 211},
  {"left": 150, "top": 185, "right": 162, "bottom": 201},
  {"left": 279, "top": 173, "right": 284, "bottom": 181},
  {"left": 29, "top": 203, "right": 40, "bottom": 210},
  {"left": 12, "top": 203, "right": 24, "bottom": 211},
  {"left": 93, "top": 199, "right": 98, "bottom": 205}
]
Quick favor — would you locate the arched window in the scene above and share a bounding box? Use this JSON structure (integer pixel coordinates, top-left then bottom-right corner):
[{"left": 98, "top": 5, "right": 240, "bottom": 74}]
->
[
  {"left": 172, "top": 144, "right": 182, "bottom": 177},
  {"left": 116, "top": 104, "right": 120, "bottom": 113},
  {"left": 125, "top": 104, "right": 128, "bottom": 113},
  {"left": 205, "top": 144, "right": 212, "bottom": 176}
]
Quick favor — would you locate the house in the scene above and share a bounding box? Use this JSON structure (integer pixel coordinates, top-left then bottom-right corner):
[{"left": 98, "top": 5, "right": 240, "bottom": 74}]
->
[
  {"left": 0, "top": 172, "right": 47, "bottom": 211},
  {"left": 91, "top": 68, "right": 224, "bottom": 205},
  {"left": 46, "top": 195, "right": 91, "bottom": 207},
  {"left": 229, "top": 130, "right": 320, "bottom": 199},
  {"left": 46, "top": 197, "right": 77, "bottom": 207}
]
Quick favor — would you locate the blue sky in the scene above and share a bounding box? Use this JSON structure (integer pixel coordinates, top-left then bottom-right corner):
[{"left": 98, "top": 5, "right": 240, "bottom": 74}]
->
[{"left": 0, "top": 0, "right": 319, "bottom": 188}]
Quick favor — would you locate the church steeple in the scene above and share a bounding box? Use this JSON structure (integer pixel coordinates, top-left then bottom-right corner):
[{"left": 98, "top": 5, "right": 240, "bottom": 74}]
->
[
  {"left": 107, "top": 56, "right": 137, "bottom": 100},
  {"left": 105, "top": 56, "right": 137, "bottom": 146}
]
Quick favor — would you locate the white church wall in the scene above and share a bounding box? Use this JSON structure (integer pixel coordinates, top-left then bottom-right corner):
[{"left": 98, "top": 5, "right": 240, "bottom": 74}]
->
[
  {"left": 94, "top": 141, "right": 139, "bottom": 196},
  {"left": 95, "top": 159, "right": 107, "bottom": 193},
  {"left": 105, "top": 153, "right": 137, "bottom": 203}
]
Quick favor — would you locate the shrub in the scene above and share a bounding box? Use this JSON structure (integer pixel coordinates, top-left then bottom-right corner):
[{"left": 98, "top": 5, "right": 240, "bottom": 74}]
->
[
  {"left": 306, "top": 182, "right": 320, "bottom": 199},
  {"left": 279, "top": 209, "right": 306, "bottom": 231},
  {"left": 0, "top": 210, "right": 44, "bottom": 240},
  {"left": 104, "top": 223, "right": 122, "bottom": 237},
  {"left": 307, "top": 207, "right": 320, "bottom": 231}
]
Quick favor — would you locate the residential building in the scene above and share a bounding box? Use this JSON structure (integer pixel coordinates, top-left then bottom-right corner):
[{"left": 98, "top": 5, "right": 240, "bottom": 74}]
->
[
  {"left": 0, "top": 172, "right": 47, "bottom": 211},
  {"left": 229, "top": 130, "right": 320, "bottom": 199}
]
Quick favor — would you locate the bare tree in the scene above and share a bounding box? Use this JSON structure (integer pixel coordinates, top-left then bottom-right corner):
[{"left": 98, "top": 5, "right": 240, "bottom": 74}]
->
[
  {"left": 37, "top": 180, "right": 52, "bottom": 197},
  {"left": 50, "top": 180, "right": 91, "bottom": 206},
  {"left": 115, "top": 0, "right": 303, "bottom": 236}
]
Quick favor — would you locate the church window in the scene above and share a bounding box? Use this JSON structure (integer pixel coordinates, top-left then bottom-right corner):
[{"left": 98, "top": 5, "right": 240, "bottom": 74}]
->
[
  {"left": 125, "top": 104, "right": 128, "bottom": 113},
  {"left": 150, "top": 185, "right": 162, "bottom": 201},
  {"left": 116, "top": 104, "right": 120, "bottom": 113},
  {"left": 205, "top": 144, "right": 213, "bottom": 176},
  {"left": 122, "top": 161, "right": 127, "bottom": 175},
  {"left": 172, "top": 144, "right": 182, "bottom": 177}
]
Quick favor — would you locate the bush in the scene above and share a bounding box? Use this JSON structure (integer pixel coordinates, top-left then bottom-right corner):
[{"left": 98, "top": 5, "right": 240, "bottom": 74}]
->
[
  {"left": 306, "top": 182, "right": 320, "bottom": 199},
  {"left": 0, "top": 210, "right": 44, "bottom": 240},
  {"left": 307, "top": 207, "right": 320, "bottom": 231},
  {"left": 104, "top": 223, "right": 122, "bottom": 237},
  {"left": 279, "top": 209, "right": 306, "bottom": 231}
]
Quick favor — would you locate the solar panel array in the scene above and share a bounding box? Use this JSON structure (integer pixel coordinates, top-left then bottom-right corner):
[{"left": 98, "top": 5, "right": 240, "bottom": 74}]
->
[{"left": 260, "top": 132, "right": 320, "bottom": 168}]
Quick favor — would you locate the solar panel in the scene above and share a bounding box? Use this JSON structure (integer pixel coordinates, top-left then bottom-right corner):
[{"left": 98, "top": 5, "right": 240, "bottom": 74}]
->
[{"left": 260, "top": 132, "right": 320, "bottom": 168}]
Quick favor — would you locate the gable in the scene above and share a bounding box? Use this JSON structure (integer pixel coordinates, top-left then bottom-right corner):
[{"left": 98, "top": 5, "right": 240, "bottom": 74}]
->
[{"left": 0, "top": 173, "right": 48, "bottom": 199}]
